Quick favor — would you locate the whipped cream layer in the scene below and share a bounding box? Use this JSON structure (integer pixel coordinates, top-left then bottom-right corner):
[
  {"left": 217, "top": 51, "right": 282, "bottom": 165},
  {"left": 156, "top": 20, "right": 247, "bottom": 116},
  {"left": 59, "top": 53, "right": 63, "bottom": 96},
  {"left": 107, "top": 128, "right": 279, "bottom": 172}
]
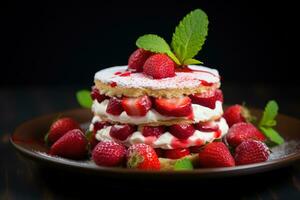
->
[
  {"left": 94, "top": 118, "right": 228, "bottom": 149},
  {"left": 94, "top": 65, "right": 220, "bottom": 90},
  {"left": 92, "top": 99, "right": 223, "bottom": 124}
]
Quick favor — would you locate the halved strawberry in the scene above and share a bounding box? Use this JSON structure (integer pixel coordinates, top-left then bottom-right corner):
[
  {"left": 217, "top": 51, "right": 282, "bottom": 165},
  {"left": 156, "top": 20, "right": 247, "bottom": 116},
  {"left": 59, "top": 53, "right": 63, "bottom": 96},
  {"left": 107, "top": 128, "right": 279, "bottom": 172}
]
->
[
  {"left": 154, "top": 96, "right": 192, "bottom": 117},
  {"left": 109, "top": 124, "right": 136, "bottom": 141},
  {"left": 90, "top": 86, "right": 107, "bottom": 103},
  {"left": 106, "top": 97, "right": 124, "bottom": 116},
  {"left": 194, "top": 120, "right": 219, "bottom": 132},
  {"left": 142, "top": 126, "right": 165, "bottom": 137},
  {"left": 189, "top": 89, "right": 223, "bottom": 109},
  {"left": 121, "top": 95, "right": 152, "bottom": 116},
  {"left": 169, "top": 124, "right": 195, "bottom": 140}
]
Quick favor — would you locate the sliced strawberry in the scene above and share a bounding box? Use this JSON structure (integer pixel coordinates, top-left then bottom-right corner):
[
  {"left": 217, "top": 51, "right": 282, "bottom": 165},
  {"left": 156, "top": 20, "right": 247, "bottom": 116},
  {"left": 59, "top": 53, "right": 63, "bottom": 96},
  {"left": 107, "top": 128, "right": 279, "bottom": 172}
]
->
[
  {"left": 128, "top": 48, "right": 153, "bottom": 72},
  {"left": 154, "top": 96, "right": 192, "bottom": 117},
  {"left": 164, "top": 148, "right": 190, "bottom": 159},
  {"left": 142, "top": 126, "right": 165, "bottom": 137},
  {"left": 109, "top": 124, "right": 136, "bottom": 141},
  {"left": 90, "top": 86, "right": 107, "bottom": 103},
  {"left": 121, "top": 95, "right": 152, "bottom": 116},
  {"left": 194, "top": 120, "right": 219, "bottom": 132},
  {"left": 169, "top": 124, "right": 195, "bottom": 140},
  {"left": 106, "top": 97, "right": 124, "bottom": 116},
  {"left": 189, "top": 89, "right": 223, "bottom": 109}
]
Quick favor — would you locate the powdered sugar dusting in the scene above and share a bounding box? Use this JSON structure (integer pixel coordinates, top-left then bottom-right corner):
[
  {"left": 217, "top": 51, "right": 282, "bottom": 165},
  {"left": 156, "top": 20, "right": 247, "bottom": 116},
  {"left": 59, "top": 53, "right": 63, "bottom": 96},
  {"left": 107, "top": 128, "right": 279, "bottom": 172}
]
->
[
  {"left": 94, "top": 65, "right": 220, "bottom": 89},
  {"left": 269, "top": 140, "right": 300, "bottom": 160}
]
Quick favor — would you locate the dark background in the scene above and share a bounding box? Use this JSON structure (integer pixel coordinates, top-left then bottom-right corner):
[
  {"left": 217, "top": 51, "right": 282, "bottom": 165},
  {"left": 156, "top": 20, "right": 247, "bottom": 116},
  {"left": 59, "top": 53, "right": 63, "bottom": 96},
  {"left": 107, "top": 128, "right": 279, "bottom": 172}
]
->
[{"left": 1, "top": 0, "right": 297, "bottom": 86}]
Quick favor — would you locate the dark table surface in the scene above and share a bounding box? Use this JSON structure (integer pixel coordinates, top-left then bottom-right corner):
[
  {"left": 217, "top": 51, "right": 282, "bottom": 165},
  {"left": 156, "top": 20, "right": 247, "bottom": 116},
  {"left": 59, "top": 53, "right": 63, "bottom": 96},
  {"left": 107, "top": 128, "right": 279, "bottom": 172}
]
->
[{"left": 1, "top": 83, "right": 300, "bottom": 199}]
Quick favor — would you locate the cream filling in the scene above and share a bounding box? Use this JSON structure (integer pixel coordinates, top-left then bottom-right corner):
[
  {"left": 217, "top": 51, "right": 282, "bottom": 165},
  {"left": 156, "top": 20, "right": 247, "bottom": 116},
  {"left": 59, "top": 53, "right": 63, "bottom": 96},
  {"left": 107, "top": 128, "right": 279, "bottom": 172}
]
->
[
  {"left": 95, "top": 117, "right": 228, "bottom": 149},
  {"left": 92, "top": 99, "right": 223, "bottom": 125}
]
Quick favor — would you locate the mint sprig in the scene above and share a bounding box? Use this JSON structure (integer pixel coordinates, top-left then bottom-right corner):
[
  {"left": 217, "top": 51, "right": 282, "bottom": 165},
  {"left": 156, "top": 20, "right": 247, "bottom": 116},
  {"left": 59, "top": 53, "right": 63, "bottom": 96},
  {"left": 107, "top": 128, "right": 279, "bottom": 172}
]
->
[
  {"left": 258, "top": 100, "right": 284, "bottom": 145},
  {"left": 76, "top": 90, "right": 93, "bottom": 108},
  {"left": 136, "top": 9, "right": 208, "bottom": 66},
  {"left": 136, "top": 34, "right": 180, "bottom": 65},
  {"left": 174, "top": 158, "right": 194, "bottom": 170},
  {"left": 171, "top": 9, "right": 208, "bottom": 65}
]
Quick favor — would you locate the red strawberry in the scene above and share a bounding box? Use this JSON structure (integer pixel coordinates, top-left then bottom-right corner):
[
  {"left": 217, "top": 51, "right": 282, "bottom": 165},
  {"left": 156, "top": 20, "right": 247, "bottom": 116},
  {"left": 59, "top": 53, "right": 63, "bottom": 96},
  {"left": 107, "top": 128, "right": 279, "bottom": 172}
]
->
[
  {"left": 47, "top": 117, "right": 81, "bottom": 144},
  {"left": 235, "top": 140, "right": 270, "bottom": 165},
  {"left": 92, "top": 141, "right": 126, "bottom": 167},
  {"left": 126, "top": 144, "right": 160, "bottom": 170},
  {"left": 224, "top": 104, "right": 252, "bottom": 127},
  {"left": 194, "top": 120, "right": 219, "bottom": 132},
  {"left": 143, "top": 54, "right": 175, "bottom": 79},
  {"left": 164, "top": 148, "right": 190, "bottom": 159},
  {"left": 90, "top": 121, "right": 107, "bottom": 149},
  {"left": 189, "top": 89, "right": 223, "bottom": 109},
  {"left": 169, "top": 124, "right": 195, "bottom": 140},
  {"left": 142, "top": 126, "right": 165, "bottom": 137},
  {"left": 49, "top": 129, "right": 88, "bottom": 159},
  {"left": 90, "top": 86, "right": 107, "bottom": 103},
  {"left": 198, "top": 142, "right": 235, "bottom": 168},
  {"left": 128, "top": 49, "right": 153, "bottom": 72},
  {"left": 109, "top": 124, "right": 136, "bottom": 141},
  {"left": 106, "top": 97, "right": 124, "bottom": 116},
  {"left": 121, "top": 95, "right": 152, "bottom": 116},
  {"left": 226, "top": 122, "right": 266, "bottom": 147},
  {"left": 154, "top": 96, "right": 192, "bottom": 117}
]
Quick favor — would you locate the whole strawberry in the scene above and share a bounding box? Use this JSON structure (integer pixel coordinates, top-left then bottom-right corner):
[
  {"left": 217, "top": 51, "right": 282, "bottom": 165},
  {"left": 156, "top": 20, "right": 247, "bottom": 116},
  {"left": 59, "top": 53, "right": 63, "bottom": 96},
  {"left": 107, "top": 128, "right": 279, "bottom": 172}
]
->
[
  {"left": 46, "top": 117, "right": 81, "bottom": 144},
  {"left": 226, "top": 122, "right": 266, "bottom": 147},
  {"left": 126, "top": 144, "right": 160, "bottom": 170},
  {"left": 143, "top": 54, "right": 175, "bottom": 79},
  {"left": 128, "top": 48, "right": 153, "bottom": 72},
  {"left": 235, "top": 140, "right": 270, "bottom": 165},
  {"left": 92, "top": 141, "right": 127, "bottom": 167},
  {"left": 224, "top": 104, "right": 252, "bottom": 127},
  {"left": 198, "top": 142, "right": 235, "bottom": 168},
  {"left": 49, "top": 129, "right": 88, "bottom": 159}
]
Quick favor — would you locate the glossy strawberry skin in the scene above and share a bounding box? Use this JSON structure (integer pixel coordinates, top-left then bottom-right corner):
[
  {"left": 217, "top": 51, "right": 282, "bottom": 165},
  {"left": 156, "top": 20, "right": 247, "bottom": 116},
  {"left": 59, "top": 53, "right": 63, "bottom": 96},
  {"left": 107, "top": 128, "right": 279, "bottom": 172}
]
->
[
  {"left": 126, "top": 143, "right": 160, "bottom": 170},
  {"left": 121, "top": 95, "right": 152, "bottom": 116},
  {"left": 49, "top": 129, "right": 88, "bottom": 159},
  {"left": 189, "top": 89, "right": 223, "bottom": 109},
  {"left": 106, "top": 97, "right": 124, "bottom": 116},
  {"left": 47, "top": 117, "right": 81, "bottom": 144},
  {"left": 154, "top": 96, "right": 192, "bottom": 117},
  {"left": 164, "top": 148, "right": 190, "bottom": 159},
  {"left": 143, "top": 54, "right": 175, "bottom": 79},
  {"left": 234, "top": 140, "right": 270, "bottom": 165},
  {"left": 226, "top": 122, "right": 266, "bottom": 147},
  {"left": 198, "top": 142, "right": 235, "bottom": 168},
  {"left": 169, "top": 124, "right": 195, "bottom": 140},
  {"left": 109, "top": 124, "right": 136, "bottom": 141},
  {"left": 128, "top": 49, "right": 153, "bottom": 72},
  {"left": 224, "top": 104, "right": 247, "bottom": 127},
  {"left": 92, "top": 141, "right": 127, "bottom": 167}
]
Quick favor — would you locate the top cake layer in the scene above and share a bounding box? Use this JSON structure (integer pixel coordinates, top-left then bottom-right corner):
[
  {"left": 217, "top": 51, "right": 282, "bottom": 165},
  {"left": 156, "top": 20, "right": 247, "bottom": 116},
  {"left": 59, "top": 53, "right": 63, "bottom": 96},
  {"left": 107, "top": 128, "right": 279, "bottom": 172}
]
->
[{"left": 94, "top": 65, "right": 221, "bottom": 98}]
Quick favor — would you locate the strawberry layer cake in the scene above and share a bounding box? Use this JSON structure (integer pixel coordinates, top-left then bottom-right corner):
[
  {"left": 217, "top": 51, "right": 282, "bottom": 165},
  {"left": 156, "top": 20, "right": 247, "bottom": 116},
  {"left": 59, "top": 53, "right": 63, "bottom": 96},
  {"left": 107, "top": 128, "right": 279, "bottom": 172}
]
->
[{"left": 88, "top": 57, "right": 229, "bottom": 165}]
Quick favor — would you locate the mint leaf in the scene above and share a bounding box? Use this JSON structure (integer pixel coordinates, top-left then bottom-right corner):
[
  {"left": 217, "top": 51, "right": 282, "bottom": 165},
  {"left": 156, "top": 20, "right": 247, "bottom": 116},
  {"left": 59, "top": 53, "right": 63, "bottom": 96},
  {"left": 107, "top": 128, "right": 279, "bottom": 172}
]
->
[
  {"left": 183, "top": 58, "right": 203, "bottom": 65},
  {"left": 174, "top": 158, "right": 193, "bottom": 170},
  {"left": 171, "top": 9, "right": 208, "bottom": 64},
  {"left": 76, "top": 90, "right": 93, "bottom": 108},
  {"left": 136, "top": 34, "right": 180, "bottom": 64},
  {"left": 259, "top": 100, "right": 278, "bottom": 127},
  {"left": 260, "top": 127, "right": 284, "bottom": 145}
]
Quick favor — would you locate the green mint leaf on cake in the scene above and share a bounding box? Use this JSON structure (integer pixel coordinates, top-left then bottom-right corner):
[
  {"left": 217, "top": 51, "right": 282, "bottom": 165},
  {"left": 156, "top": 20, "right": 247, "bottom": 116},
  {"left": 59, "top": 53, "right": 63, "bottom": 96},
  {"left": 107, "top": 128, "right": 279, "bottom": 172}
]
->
[
  {"left": 259, "top": 100, "right": 284, "bottom": 145},
  {"left": 171, "top": 9, "right": 208, "bottom": 64},
  {"left": 183, "top": 58, "right": 203, "bottom": 65},
  {"left": 76, "top": 90, "right": 93, "bottom": 108},
  {"left": 174, "top": 158, "right": 194, "bottom": 170},
  {"left": 136, "top": 34, "right": 180, "bottom": 64}
]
